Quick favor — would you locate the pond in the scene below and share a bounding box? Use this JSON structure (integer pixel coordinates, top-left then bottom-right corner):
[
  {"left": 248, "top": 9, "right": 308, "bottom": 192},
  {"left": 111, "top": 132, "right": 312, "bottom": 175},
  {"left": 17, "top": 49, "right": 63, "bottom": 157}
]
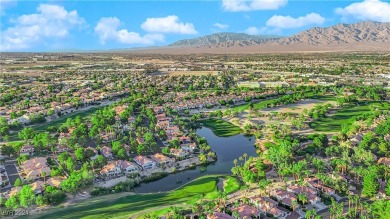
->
[{"left": 133, "top": 127, "right": 257, "bottom": 193}]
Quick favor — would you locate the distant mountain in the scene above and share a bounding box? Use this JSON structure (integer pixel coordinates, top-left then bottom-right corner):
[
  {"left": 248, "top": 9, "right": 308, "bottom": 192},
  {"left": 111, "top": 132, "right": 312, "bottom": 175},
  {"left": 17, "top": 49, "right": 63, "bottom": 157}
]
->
[
  {"left": 168, "top": 21, "right": 390, "bottom": 49},
  {"left": 273, "top": 21, "right": 390, "bottom": 46},
  {"left": 170, "top": 32, "right": 280, "bottom": 47}
]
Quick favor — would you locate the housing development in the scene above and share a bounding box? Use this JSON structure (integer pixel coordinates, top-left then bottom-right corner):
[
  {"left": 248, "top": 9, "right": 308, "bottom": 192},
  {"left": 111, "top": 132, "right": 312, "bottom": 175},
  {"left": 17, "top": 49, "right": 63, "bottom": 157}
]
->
[
  {"left": 0, "top": 51, "right": 389, "bottom": 219},
  {"left": 1, "top": 0, "right": 390, "bottom": 219}
]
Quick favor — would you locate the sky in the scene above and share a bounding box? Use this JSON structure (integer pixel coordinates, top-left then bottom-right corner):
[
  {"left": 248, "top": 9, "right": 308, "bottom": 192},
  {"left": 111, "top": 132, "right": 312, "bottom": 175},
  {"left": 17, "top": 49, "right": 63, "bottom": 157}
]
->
[{"left": 0, "top": 0, "right": 389, "bottom": 51}]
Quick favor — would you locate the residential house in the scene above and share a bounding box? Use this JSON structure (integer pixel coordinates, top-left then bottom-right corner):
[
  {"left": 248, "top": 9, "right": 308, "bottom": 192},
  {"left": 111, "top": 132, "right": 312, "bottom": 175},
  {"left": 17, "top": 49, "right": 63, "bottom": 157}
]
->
[
  {"left": 350, "top": 133, "right": 364, "bottom": 146},
  {"left": 30, "top": 180, "right": 45, "bottom": 194},
  {"left": 20, "top": 145, "right": 34, "bottom": 155},
  {"left": 231, "top": 204, "right": 260, "bottom": 218},
  {"left": 250, "top": 196, "right": 289, "bottom": 218},
  {"left": 134, "top": 155, "right": 156, "bottom": 170},
  {"left": 207, "top": 212, "right": 234, "bottom": 219},
  {"left": 306, "top": 178, "right": 336, "bottom": 196},
  {"left": 56, "top": 144, "right": 70, "bottom": 153},
  {"left": 150, "top": 153, "right": 174, "bottom": 166},
  {"left": 181, "top": 142, "right": 197, "bottom": 153},
  {"left": 119, "top": 160, "right": 139, "bottom": 174},
  {"left": 46, "top": 177, "right": 65, "bottom": 188},
  {"left": 21, "top": 157, "right": 51, "bottom": 180},
  {"left": 101, "top": 146, "right": 113, "bottom": 159},
  {"left": 170, "top": 148, "right": 189, "bottom": 158},
  {"left": 136, "top": 138, "right": 145, "bottom": 145},
  {"left": 86, "top": 147, "right": 99, "bottom": 160},
  {"left": 271, "top": 189, "right": 297, "bottom": 207},
  {"left": 378, "top": 157, "right": 390, "bottom": 166},
  {"left": 100, "top": 162, "right": 121, "bottom": 176}
]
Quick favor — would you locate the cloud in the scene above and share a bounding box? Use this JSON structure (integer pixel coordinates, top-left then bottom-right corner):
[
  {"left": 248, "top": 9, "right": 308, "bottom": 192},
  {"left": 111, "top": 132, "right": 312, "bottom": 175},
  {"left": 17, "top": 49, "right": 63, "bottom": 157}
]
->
[
  {"left": 213, "top": 23, "right": 229, "bottom": 30},
  {"left": 95, "top": 17, "right": 164, "bottom": 45},
  {"left": 266, "top": 13, "right": 325, "bottom": 29},
  {"left": 141, "top": 15, "right": 197, "bottom": 34},
  {"left": 222, "top": 0, "right": 287, "bottom": 12},
  {"left": 1, "top": 4, "right": 84, "bottom": 51},
  {"left": 335, "top": 0, "right": 390, "bottom": 22},
  {"left": 245, "top": 26, "right": 282, "bottom": 35},
  {"left": 245, "top": 27, "right": 261, "bottom": 35}
]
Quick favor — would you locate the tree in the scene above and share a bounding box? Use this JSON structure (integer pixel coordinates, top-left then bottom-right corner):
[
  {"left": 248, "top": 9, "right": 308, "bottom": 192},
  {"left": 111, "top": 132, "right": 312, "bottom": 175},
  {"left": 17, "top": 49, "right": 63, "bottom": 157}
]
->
[
  {"left": 362, "top": 172, "right": 379, "bottom": 197},
  {"left": 137, "top": 144, "right": 146, "bottom": 155},
  {"left": 312, "top": 157, "right": 325, "bottom": 173},
  {"left": 161, "top": 147, "right": 170, "bottom": 155},
  {"left": 66, "top": 157, "right": 75, "bottom": 171},
  {"left": 74, "top": 147, "right": 85, "bottom": 161},
  {"left": 117, "top": 148, "right": 127, "bottom": 160},
  {"left": 5, "top": 195, "right": 19, "bottom": 209},
  {"left": 17, "top": 154, "right": 29, "bottom": 165},
  {"left": 14, "top": 178, "right": 22, "bottom": 187},
  {"left": 372, "top": 199, "right": 390, "bottom": 219},
  {"left": 41, "top": 171, "right": 47, "bottom": 184},
  {"left": 61, "top": 171, "right": 93, "bottom": 194},
  {"left": 385, "top": 180, "right": 390, "bottom": 196},
  {"left": 35, "top": 195, "right": 45, "bottom": 206},
  {"left": 18, "top": 127, "right": 35, "bottom": 141},
  {"left": 44, "top": 190, "right": 67, "bottom": 205},
  {"left": 298, "top": 193, "right": 308, "bottom": 205},
  {"left": 19, "top": 185, "right": 35, "bottom": 208},
  {"left": 199, "top": 153, "right": 207, "bottom": 164},
  {"left": 1, "top": 145, "right": 16, "bottom": 157}
]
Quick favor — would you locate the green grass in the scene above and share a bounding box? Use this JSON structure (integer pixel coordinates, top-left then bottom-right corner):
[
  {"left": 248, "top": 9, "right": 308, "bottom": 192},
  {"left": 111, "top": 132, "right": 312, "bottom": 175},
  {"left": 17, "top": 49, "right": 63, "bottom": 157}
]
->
[
  {"left": 34, "top": 107, "right": 100, "bottom": 132},
  {"left": 309, "top": 101, "right": 387, "bottom": 132},
  {"left": 223, "top": 176, "right": 241, "bottom": 194},
  {"left": 201, "top": 119, "right": 243, "bottom": 137},
  {"left": 231, "top": 98, "right": 276, "bottom": 112},
  {"left": 7, "top": 107, "right": 101, "bottom": 141},
  {"left": 264, "top": 142, "right": 276, "bottom": 149},
  {"left": 230, "top": 94, "right": 336, "bottom": 113},
  {"left": 25, "top": 175, "right": 220, "bottom": 219},
  {"left": 136, "top": 207, "right": 174, "bottom": 219}
]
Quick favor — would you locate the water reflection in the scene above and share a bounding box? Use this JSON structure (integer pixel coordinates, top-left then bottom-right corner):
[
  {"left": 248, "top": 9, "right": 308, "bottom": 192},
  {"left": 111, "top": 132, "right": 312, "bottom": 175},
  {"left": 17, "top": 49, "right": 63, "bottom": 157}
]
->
[{"left": 133, "top": 127, "right": 256, "bottom": 193}]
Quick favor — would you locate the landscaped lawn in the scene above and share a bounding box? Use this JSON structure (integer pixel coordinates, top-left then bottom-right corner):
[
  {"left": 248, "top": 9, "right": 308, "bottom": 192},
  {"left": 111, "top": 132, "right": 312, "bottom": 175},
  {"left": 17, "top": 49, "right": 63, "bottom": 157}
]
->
[
  {"left": 25, "top": 175, "right": 220, "bottom": 219},
  {"left": 309, "top": 101, "right": 388, "bottom": 132},
  {"left": 201, "top": 118, "right": 243, "bottom": 137},
  {"left": 223, "top": 176, "right": 241, "bottom": 194}
]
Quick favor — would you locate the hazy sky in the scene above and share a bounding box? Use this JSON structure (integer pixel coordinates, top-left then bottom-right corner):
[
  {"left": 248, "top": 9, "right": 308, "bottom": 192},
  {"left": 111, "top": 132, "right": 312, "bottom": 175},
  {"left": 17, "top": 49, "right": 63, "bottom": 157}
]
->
[{"left": 1, "top": 0, "right": 389, "bottom": 51}]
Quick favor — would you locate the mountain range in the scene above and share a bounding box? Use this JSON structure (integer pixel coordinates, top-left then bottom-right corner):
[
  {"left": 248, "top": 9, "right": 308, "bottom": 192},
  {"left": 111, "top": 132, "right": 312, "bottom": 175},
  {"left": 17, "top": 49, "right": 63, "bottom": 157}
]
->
[
  {"left": 170, "top": 33, "right": 280, "bottom": 47},
  {"left": 168, "top": 21, "right": 389, "bottom": 48},
  {"left": 123, "top": 21, "right": 390, "bottom": 54}
]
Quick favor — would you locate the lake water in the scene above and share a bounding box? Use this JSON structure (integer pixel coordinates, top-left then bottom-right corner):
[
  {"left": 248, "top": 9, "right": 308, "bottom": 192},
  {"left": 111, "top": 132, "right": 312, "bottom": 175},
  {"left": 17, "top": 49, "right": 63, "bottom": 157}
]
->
[{"left": 133, "top": 127, "right": 257, "bottom": 193}]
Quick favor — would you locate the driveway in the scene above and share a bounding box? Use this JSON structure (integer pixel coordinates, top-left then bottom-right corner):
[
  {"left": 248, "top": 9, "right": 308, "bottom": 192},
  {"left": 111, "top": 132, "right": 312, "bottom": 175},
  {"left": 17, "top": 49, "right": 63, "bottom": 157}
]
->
[
  {"left": 5, "top": 163, "right": 19, "bottom": 186},
  {"left": 0, "top": 163, "right": 19, "bottom": 192}
]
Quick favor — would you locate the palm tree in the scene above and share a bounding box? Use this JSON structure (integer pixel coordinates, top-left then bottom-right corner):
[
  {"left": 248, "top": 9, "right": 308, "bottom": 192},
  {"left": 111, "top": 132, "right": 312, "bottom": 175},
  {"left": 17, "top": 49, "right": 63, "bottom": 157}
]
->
[
  {"left": 298, "top": 193, "right": 308, "bottom": 205},
  {"left": 243, "top": 153, "right": 248, "bottom": 163},
  {"left": 239, "top": 156, "right": 243, "bottom": 165},
  {"left": 305, "top": 209, "right": 317, "bottom": 219},
  {"left": 291, "top": 200, "right": 298, "bottom": 212},
  {"left": 41, "top": 171, "right": 47, "bottom": 184}
]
